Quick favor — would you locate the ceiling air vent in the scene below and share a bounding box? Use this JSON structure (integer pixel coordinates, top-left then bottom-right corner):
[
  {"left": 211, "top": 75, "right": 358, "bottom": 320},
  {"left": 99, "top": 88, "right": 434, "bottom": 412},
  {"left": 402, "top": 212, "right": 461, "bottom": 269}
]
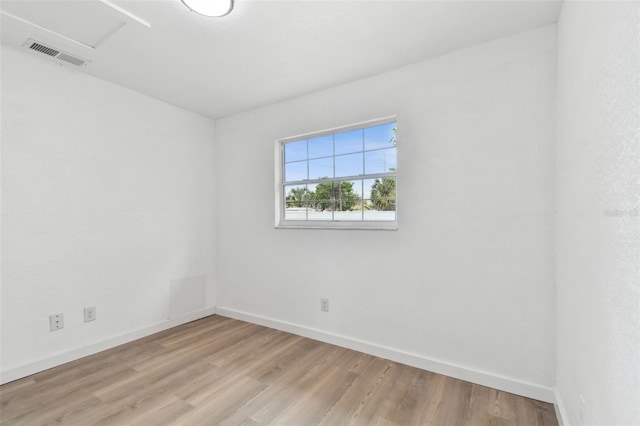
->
[
  {"left": 22, "top": 39, "right": 90, "bottom": 67},
  {"left": 29, "top": 42, "right": 60, "bottom": 57},
  {"left": 57, "top": 53, "right": 86, "bottom": 67}
]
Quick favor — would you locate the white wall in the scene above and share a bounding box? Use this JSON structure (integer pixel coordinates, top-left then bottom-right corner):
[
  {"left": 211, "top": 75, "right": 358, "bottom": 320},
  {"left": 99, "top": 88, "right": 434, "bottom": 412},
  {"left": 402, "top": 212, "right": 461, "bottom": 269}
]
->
[
  {"left": 215, "top": 26, "right": 557, "bottom": 398},
  {"left": 556, "top": 2, "right": 640, "bottom": 425},
  {"left": 1, "top": 47, "right": 217, "bottom": 381}
]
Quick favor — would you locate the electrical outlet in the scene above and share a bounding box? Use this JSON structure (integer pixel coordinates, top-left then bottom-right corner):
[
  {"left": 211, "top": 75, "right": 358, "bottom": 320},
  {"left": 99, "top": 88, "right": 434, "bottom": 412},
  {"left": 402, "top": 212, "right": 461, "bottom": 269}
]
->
[
  {"left": 50, "top": 313, "right": 64, "bottom": 331},
  {"left": 320, "top": 298, "right": 329, "bottom": 312},
  {"left": 84, "top": 306, "right": 96, "bottom": 322}
]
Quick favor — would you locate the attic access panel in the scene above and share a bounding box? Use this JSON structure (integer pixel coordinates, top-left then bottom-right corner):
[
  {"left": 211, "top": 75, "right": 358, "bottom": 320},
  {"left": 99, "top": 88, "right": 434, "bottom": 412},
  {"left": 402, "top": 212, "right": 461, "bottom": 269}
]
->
[{"left": 0, "top": 0, "right": 128, "bottom": 48}]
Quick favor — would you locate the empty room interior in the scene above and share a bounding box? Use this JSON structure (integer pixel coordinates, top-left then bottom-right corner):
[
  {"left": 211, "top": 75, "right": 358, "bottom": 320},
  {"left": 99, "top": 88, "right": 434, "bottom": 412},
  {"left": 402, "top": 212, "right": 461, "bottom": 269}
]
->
[{"left": 1, "top": 0, "right": 638, "bottom": 425}]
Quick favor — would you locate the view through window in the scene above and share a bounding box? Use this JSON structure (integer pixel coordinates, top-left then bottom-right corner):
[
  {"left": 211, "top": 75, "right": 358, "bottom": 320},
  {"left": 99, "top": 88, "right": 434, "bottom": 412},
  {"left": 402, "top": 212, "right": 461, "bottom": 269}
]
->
[{"left": 279, "top": 119, "right": 397, "bottom": 228}]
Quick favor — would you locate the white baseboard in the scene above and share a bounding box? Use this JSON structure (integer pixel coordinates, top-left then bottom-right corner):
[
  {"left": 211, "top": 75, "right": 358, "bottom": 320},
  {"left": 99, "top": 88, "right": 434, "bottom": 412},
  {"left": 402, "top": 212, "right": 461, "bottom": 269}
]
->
[
  {"left": 0, "top": 307, "right": 217, "bottom": 385},
  {"left": 554, "top": 388, "right": 569, "bottom": 426},
  {"left": 216, "top": 306, "right": 555, "bottom": 404}
]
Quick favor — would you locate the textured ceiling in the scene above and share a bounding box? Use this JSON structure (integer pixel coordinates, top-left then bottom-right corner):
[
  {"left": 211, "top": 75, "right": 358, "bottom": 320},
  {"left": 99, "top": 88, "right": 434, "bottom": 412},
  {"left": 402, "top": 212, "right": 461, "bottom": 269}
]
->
[{"left": 1, "top": 0, "right": 562, "bottom": 119}]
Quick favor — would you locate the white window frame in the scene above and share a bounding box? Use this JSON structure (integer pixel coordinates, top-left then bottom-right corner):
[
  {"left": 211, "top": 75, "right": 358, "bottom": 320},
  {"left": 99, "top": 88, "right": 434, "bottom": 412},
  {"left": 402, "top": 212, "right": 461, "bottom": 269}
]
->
[{"left": 275, "top": 116, "right": 398, "bottom": 230}]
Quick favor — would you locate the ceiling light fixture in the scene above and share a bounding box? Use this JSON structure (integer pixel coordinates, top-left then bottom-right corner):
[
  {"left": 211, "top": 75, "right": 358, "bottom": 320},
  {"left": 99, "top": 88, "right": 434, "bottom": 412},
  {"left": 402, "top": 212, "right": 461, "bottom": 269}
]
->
[{"left": 181, "top": 0, "right": 233, "bottom": 17}]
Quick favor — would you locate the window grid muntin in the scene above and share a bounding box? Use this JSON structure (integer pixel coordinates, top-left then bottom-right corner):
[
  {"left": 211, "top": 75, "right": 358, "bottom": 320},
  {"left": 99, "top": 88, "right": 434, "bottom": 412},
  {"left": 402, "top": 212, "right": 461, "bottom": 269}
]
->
[
  {"left": 284, "top": 145, "right": 396, "bottom": 164},
  {"left": 280, "top": 119, "right": 396, "bottom": 225},
  {"left": 282, "top": 176, "right": 395, "bottom": 223},
  {"left": 283, "top": 165, "right": 395, "bottom": 220}
]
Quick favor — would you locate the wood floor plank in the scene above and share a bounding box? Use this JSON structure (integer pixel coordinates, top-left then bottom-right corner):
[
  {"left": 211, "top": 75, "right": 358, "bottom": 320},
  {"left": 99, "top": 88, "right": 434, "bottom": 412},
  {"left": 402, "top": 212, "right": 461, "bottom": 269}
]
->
[
  {"left": 1, "top": 365, "right": 136, "bottom": 424},
  {"left": 269, "top": 366, "right": 359, "bottom": 425},
  {"left": 172, "top": 376, "right": 269, "bottom": 425},
  {"left": 318, "top": 357, "right": 395, "bottom": 426},
  {"left": 216, "top": 340, "right": 339, "bottom": 424},
  {"left": 8, "top": 396, "right": 105, "bottom": 426},
  {"left": 0, "top": 315, "right": 558, "bottom": 426},
  {"left": 91, "top": 394, "right": 194, "bottom": 426},
  {"left": 349, "top": 361, "right": 408, "bottom": 425}
]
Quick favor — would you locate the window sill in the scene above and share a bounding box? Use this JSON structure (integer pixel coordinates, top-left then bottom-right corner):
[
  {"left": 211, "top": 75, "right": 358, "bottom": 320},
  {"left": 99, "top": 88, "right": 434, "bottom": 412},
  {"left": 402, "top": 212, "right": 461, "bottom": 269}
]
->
[{"left": 276, "top": 222, "right": 398, "bottom": 231}]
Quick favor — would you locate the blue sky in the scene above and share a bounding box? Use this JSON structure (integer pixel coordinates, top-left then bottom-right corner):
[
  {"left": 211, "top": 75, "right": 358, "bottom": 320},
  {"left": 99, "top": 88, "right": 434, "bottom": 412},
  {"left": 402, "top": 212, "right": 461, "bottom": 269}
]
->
[{"left": 284, "top": 122, "right": 396, "bottom": 183}]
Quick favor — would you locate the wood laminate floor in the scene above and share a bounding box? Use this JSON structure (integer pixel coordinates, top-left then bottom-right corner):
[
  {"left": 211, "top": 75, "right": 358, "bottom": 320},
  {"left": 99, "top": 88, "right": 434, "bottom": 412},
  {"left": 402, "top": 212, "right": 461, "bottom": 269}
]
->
[{"left": 0, "top": 315, "right": 558, "bottom": 426}]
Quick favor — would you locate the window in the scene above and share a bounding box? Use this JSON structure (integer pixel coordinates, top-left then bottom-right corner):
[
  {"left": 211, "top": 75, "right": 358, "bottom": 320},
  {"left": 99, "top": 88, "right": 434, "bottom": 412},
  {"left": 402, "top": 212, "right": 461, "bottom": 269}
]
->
[{"left": 276, "top": 117, "right": 397, "bottom": 230}]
